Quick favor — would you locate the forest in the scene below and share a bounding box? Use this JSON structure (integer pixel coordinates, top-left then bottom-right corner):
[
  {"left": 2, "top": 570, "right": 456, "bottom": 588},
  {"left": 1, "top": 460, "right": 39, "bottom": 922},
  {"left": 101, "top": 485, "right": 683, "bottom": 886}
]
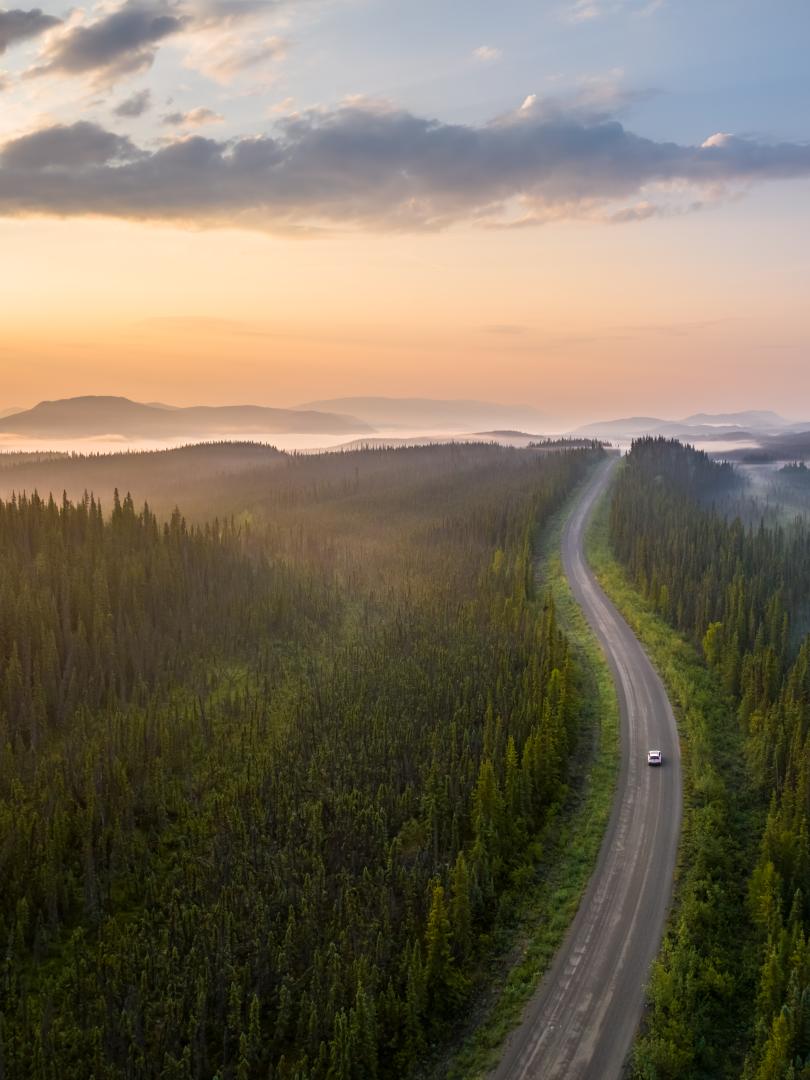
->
[
  {"left": 609, "top": 438, "right": 810, "bottom": 1079},
  {"left": 0, "top": 442, "right": 602, "bottom": 1079}
]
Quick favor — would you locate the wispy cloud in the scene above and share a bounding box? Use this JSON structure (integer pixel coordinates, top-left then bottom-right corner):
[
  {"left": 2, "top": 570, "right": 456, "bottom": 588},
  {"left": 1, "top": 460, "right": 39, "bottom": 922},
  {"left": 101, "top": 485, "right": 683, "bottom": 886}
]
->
[
  {"left": 607, "top": 200, "right": 662, "bottom": 223},
  {"left": 161, "top": 106, "right": 223, "bottom": 127},
  {"left": 268, "top": 95, "right": 296, "bottom": 115},
  {"left": 0, "top": 99, "right": 809, "bottom": 232},
  {"left": 567, "top": 1, "right": 600, "bottom": 21},
  {"left": 472, "top": 45, "right": 502, "bottom": 63},
  {"left": 564, "top": 0, "right": 664, "bottom": 23},
  {"left": 181, "top": 31, "right": 286, "bottom": 85}
]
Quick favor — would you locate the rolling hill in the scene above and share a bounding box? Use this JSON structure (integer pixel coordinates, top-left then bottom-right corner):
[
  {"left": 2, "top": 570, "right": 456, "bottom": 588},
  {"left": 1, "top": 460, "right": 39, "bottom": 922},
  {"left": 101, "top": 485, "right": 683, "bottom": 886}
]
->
[
  {"left": 681, "top": 410, "right": 789, "bottom": 430},
  {"left": 719, "top": 428, "right": 810, "bottom": 462},
  {"left": 0, "top": 396, "right": 374, "bottom": 438},
  {"left": 572, "top": 415, "right": 772, "bottom": 442}
]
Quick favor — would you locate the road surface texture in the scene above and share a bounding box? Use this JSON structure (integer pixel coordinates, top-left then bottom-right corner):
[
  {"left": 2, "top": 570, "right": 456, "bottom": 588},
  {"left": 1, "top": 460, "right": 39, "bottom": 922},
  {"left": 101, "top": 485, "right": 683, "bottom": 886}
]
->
[{"left": 492, "top": 455, "right": 682, "bottom": 1080}]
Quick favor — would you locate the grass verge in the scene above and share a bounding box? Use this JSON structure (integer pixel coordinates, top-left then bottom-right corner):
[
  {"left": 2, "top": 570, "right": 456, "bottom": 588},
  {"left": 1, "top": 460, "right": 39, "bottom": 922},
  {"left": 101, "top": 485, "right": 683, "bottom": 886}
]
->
[
  {"left": 585, "top": 473, "right": 759, "bottom": 1079},
  {"left": 440, "top": 466, "right": 620, "bottom": 1079}
]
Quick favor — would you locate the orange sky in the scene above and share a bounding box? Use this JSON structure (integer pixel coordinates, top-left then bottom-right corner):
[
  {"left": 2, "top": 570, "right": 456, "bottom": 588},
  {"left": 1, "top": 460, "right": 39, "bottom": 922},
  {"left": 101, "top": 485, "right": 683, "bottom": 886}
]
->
[
  {"left": 2, "top": 183, "right": 809, "bottom": 424},
  {"left": 1, "top": 0, "right": 810, "bottom": 426}
]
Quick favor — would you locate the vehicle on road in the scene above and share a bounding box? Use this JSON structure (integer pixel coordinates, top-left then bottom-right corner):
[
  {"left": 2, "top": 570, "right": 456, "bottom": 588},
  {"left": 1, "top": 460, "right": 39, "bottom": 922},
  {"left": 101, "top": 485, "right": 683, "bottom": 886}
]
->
[{"left": 647, "top": 749, "right": 663, "bottom": 766}]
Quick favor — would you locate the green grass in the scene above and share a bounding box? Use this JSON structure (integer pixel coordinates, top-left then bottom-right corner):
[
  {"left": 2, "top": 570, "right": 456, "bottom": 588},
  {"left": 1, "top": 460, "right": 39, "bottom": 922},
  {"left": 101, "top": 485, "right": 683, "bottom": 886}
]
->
[
  {"left": 439, "top": 466, "right": 620, "bottom": 1080},
  {"left": 585, "top": 471, "right": 759, "bottom": 1079}
]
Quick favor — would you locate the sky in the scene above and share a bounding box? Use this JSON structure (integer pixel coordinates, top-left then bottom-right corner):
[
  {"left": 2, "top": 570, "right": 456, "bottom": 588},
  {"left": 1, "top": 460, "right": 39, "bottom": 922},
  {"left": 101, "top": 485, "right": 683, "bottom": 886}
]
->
[{"left": 0, "top": 0, "right": 809, "bottom": 424}]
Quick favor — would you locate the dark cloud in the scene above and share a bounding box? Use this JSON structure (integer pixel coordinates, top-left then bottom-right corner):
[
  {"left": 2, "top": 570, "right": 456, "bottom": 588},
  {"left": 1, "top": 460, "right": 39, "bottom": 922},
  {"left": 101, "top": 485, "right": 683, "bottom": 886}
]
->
[
  {"left": 32, "top": 2, "right": 185, "bottom": 83},
  {"left": 0, "top": 121, "right": 140, "bottom": 170},
  {"left": 0, "top": 7, "right": 60, "bottom": 54},
  {"left": 0, "top": 105, "right": 808, "bottom": 230},
  {"left": 26, "top": 0, "right": 287, "bottom": 85},
  {"left": 113, "top": 88, "right": 152, "bottom": 117}
]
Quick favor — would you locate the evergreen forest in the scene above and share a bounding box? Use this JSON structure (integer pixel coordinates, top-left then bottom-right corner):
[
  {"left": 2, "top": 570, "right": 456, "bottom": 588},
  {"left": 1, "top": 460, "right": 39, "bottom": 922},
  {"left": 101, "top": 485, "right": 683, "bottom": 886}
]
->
[
  {"left": 0, "top": 442, "right": 601, "bottom": 1079},
  {"left": 609, "top": 438, "right": 810, "bottom": 1079}
]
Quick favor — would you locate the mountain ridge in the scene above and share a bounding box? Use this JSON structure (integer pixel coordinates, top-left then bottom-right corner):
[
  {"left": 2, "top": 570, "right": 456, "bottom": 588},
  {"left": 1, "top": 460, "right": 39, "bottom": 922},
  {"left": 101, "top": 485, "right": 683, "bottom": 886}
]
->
[
  {"left": 571, "top": 413, "right": 783, "bottom": 441},
  {"left": 0, "top": 396, "right": 374, "bottom": 438},
  {"left": 681, "top": 410, "right": 788, "bottom": 429}
]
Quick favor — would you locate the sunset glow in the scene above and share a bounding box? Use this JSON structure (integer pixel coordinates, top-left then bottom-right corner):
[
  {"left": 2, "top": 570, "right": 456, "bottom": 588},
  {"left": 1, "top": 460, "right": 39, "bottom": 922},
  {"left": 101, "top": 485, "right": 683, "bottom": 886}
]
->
[{"left": 1, "top": 1, "right": 808, "bottom": 421}]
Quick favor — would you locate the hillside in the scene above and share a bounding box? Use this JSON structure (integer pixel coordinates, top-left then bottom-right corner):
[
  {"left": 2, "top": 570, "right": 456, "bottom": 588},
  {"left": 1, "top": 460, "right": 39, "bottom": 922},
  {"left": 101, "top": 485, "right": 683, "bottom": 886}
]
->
[
  {"left": 572, "top": 415, "right": 766, "bottom": 441},
  {"left": 681, "top": 410, "right": 788, "bottom": 429},
  {"left": 0, "top": 441, "right": 287, "bottom": 516},
  {"left": 0, "top": 396, "right": 374, "bottom": 438},
  {"left": 719, "top": 428, "right": 810, "bottom": 462}
]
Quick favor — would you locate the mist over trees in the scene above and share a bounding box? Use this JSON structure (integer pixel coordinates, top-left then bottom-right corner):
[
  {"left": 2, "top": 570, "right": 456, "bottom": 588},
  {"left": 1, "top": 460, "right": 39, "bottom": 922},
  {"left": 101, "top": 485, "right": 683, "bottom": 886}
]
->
[
  {"left": 610, "top": 438, "right": 810, "bottom": 1077},
  {"left": 0, "top": 442, "right": 601, "bottom": 1078}
]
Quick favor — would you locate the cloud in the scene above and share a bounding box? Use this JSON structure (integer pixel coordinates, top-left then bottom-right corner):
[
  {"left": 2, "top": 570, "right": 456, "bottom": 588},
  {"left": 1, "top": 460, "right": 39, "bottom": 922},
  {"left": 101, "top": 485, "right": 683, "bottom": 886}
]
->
[
  {"left": 191, "top": 1, "right": 285, "bottom": 25},
  {"left": 29, "top": 2, "right": 186, "bottom": 85},
  {"left": 567, "top": 1, "right": 600, "bottom": 20},
  {"left": 24, "top": 0, "right": 291, "bottom": 89},
  {"left": 701, "top": 132, "right": 733, "bottom": 148},
  {"left": 608, "top": 200, "right": 661, "bottom": 223},
  {"left": 0, "top": 103, "right": 809, "bottom": 231},
  {"left": 564, "top": 0, "right": 663, "bottom": 21},
  {"left": 113, "top": 88, "right": 152, "bottom": 117},
  {"left": 169, "top": 0, "right": 290, "bottom": 84},
  {"left": 472, "top": 45, "right": 501, "bottom": 63},
  {"left": 518, "top": 70, "right": 649, "bottom": 123},
  {"left": 0, "top": 120, "right": 140, "bottom": 169},
  {"left": 181, "top": 31, "right": 286, "bottom": 84},
  {"left": 0, "top": 7, "right": 61, "bottom": 54},
  {"left": 268, "top": 95, "right": 295, "bottom": 115},
  {"left": 161, "top": 106, "right": 223, "bottom": 127}
]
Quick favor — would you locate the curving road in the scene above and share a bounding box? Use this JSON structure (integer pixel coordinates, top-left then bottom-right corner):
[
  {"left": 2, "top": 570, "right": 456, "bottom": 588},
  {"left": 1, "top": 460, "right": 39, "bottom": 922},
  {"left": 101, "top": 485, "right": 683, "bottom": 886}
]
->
[{"left": 492, "top": 454, "right": 682, "bottom": 1080}]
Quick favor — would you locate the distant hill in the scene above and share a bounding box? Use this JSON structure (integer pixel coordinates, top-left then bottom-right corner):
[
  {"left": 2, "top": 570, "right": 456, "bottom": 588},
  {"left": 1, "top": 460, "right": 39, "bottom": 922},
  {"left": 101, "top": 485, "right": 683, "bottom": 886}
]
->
[
  {"left": 329, "top": 435, "right": 474, "bottom": 452},
  {"left": 571, "top": 416, "right": 671, "bottom": 438},
  {"left": 720, "top": 429, "right": 810, "bottom": 463},
  {"left": 296, "top": 396, "right": 546, "bottom": 432},
  {"left": 0, "top": 407, "right": 22, "bottom": 419},
  {"left": 572, "top": 415, "right": 764, "bottom": 441},
  {"left": 681, "top": 410, "right": 788, "bottom": 430},
  {"left": 328, "top": 430, "right": 570, "bottom": 452},
  {"left": 473, "top": 429, "right": 543, "bottom": 438},
  {"left": 0, "top": 396, "right": 374, "bottom": 438}
]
